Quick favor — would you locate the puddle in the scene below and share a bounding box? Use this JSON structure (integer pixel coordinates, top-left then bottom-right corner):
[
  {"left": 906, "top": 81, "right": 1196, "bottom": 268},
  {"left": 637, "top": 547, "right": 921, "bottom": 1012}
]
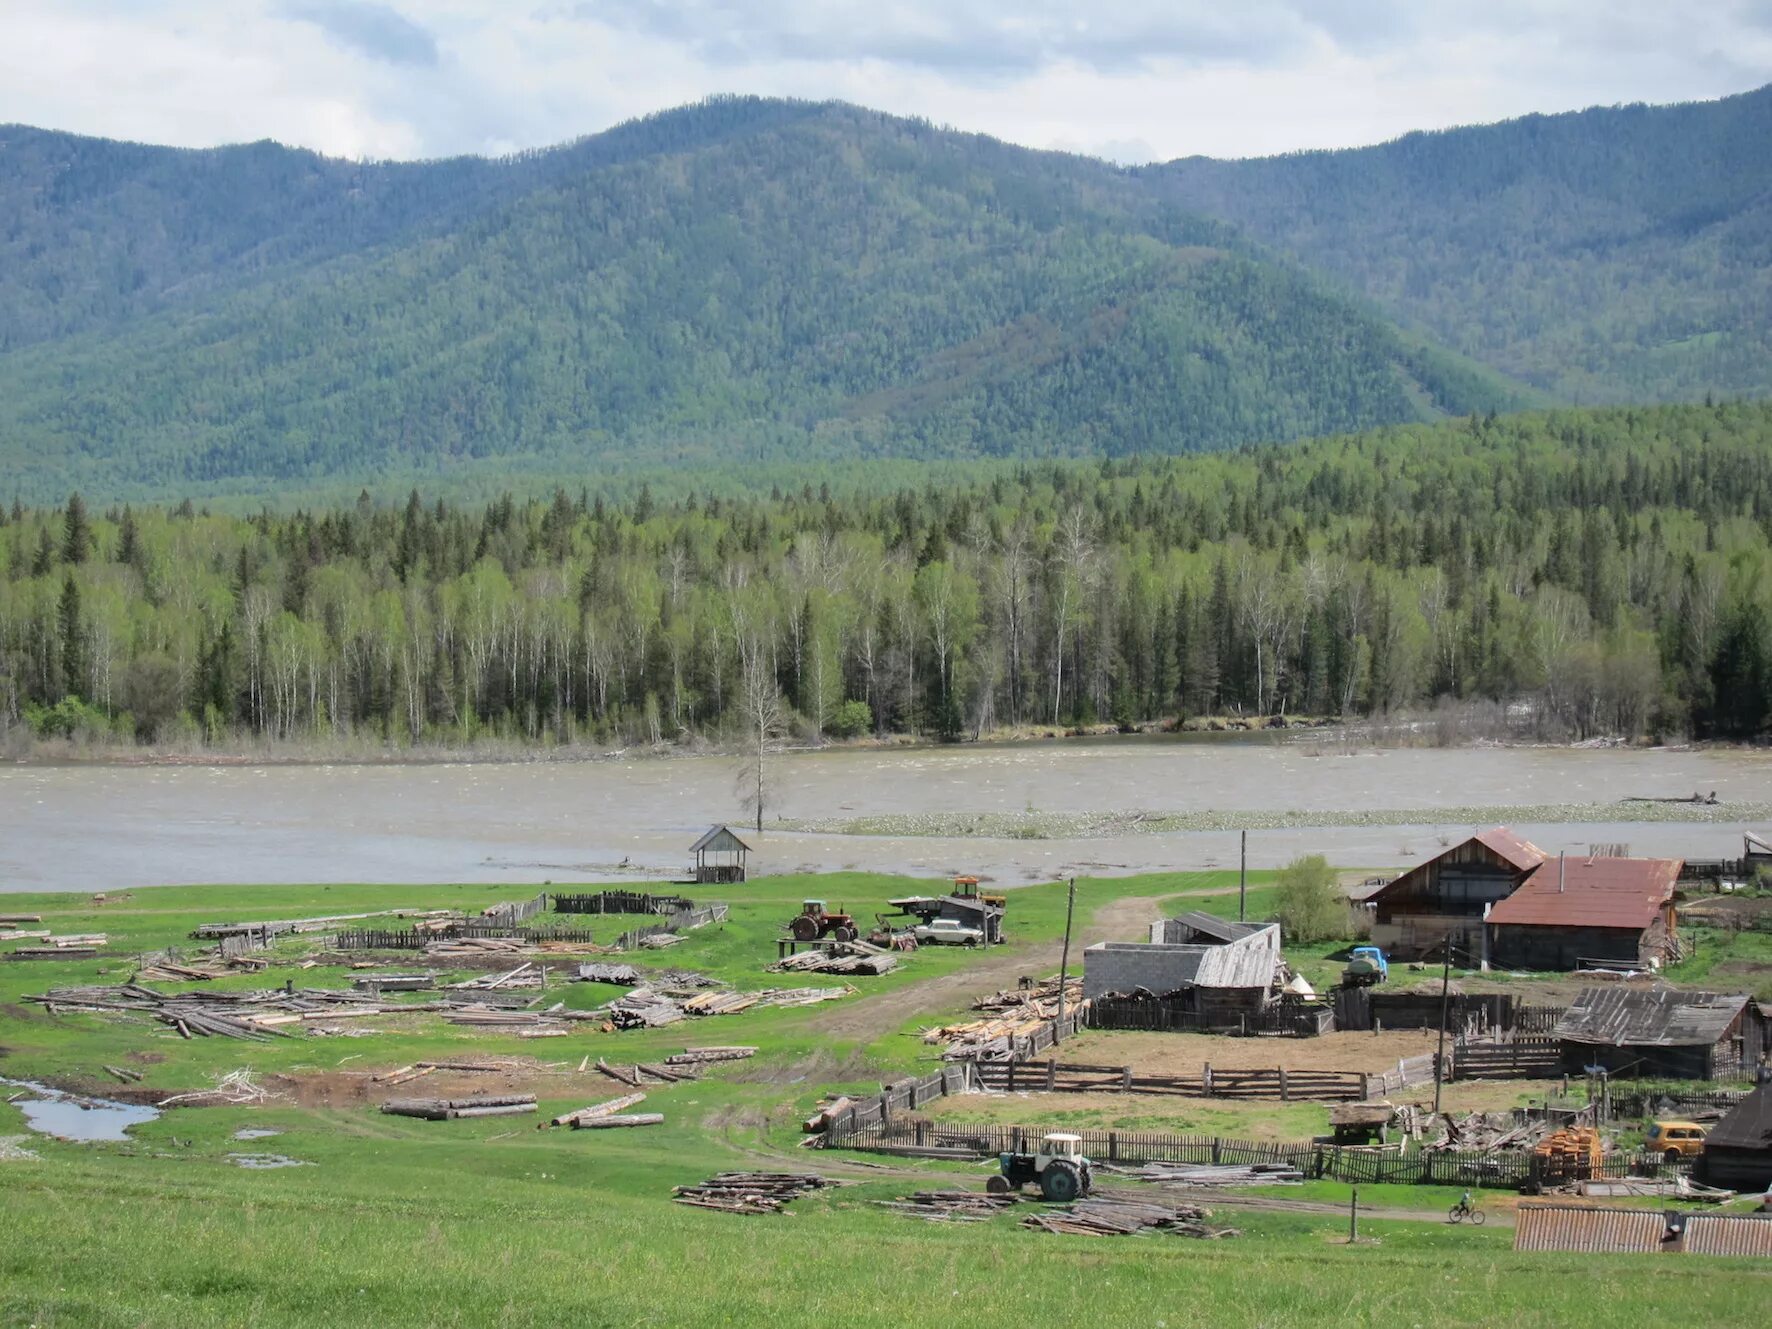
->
[
  {"left": 1, "top": 1077, "right": 160, "bottom": 1142},
  {"left": 232, "top": 1128, "right": 282, "bottom": 1141},
  {"left": 228, "top": 1152, "right": 312, "bottom": 1169}
]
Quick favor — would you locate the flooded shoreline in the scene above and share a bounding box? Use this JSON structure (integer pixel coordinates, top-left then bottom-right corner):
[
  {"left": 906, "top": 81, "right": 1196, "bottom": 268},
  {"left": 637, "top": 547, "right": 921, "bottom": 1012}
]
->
[{"left": 5, "top": 739, "right": 1768, "bottom": 892}]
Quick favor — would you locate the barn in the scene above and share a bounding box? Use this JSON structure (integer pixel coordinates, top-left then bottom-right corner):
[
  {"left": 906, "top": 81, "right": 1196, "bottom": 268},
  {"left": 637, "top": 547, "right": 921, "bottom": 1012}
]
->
[
  {"left": 1552, "top": 987, "right": 1761, "bottom": 1080},
  {"left": 1699, "top": 1082, "right": 1772, "bottom": 1193},
  {"left": 1367, "top": 828, "right": 1546, "bottom": 961},
  {"left": 1083, "top": 915, "right": 1282, "bottom": 1026},
  {"left": 1485, "top": 855, "right": 1681, "bottom": 970}
]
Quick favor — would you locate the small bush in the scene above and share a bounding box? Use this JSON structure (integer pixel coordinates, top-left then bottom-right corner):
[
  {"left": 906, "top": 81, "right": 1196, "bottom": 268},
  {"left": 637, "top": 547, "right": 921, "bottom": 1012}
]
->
[
  {"left": 1272, "top": 853, "right": 1346, "bottom": 943},
  {"left": 828, "top": 699, "right": 873, "bottom": 739}
]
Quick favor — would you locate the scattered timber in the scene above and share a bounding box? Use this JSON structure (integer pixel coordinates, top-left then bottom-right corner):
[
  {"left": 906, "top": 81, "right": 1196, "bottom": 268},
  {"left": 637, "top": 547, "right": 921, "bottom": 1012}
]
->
[
  {"left": 879, "top": 1191, "right": 1022, "bottom": 1222},
  {"left": 22, "top": 982, "right": 421, "bottom": 1039},
  {"left": 1107, "top": 1161, "right": 1306, "bottom": 1186},
  {"left": 549, "top": 1093, "right": 647, "bottom": 1126},
  {"left": 1020, "top": 1191, "right": 1231, "bottom": 1238},
  {"left": 574, "top": 1113, "right": 664, "bottom": 1129},
  {"left": 672, "top": 1172, "right": 831, "bottom": 1215},
  {"left": 663, "top": 1046, "right": 755, "bottom": 1066},
  {"left": 770, "top": 949, "right": 897, "bottom": 976}
]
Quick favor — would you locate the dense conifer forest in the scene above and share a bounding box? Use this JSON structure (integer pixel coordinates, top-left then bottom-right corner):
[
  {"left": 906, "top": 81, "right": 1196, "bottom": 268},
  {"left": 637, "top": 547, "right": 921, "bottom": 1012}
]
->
[{"left": 4, "top": 402, "right": 1769, "bottom": 752}]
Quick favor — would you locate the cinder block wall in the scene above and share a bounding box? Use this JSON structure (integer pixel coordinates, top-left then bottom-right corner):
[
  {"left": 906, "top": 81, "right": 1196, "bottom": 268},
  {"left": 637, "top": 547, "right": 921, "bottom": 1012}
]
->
[{"left": 1082, "top": 942, "right": 1192, "bottom": 1000}]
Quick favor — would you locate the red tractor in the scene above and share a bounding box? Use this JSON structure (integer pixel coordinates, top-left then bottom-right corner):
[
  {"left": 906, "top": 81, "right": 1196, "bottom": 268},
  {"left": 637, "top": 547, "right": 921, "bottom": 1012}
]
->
[{"left": 788, "top": 899, "right": 858, "bottom": 943}]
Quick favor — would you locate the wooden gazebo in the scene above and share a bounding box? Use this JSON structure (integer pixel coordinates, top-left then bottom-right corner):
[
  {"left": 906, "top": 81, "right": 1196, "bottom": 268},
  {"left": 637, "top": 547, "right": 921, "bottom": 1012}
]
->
[{"left": 690, "top": 825, "right": 753, "bottom": 884}]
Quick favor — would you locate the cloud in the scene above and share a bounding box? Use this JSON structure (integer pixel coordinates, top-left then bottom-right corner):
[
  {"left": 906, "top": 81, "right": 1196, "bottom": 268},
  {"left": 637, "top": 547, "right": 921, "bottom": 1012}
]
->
[
  {"left": 0, "top": 1, "right": 1767, "bottom": 163},
  {"left": 283, "top": 1, "right": 438, "bottom": 69}
]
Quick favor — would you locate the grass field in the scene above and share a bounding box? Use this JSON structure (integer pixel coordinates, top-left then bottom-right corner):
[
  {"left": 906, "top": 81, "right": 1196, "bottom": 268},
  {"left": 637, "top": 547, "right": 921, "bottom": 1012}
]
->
[{"left": 1, "top": 872, "right": 1766, "bottom": 1328}]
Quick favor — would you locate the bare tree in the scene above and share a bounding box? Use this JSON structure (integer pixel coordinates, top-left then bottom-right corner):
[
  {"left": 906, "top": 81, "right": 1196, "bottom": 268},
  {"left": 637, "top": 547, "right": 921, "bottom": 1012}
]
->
[{"left": 735, "top": 638, "right": 784, "bottom": 833}]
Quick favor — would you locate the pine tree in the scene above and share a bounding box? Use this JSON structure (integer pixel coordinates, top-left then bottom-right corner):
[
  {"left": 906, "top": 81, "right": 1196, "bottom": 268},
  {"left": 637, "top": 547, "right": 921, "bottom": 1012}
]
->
[
  {"left": 63, "top": 492, "right": 91, "bottom": 565},
  {"left": 59, "top": 575, "right": 85, "bottom": 700}
]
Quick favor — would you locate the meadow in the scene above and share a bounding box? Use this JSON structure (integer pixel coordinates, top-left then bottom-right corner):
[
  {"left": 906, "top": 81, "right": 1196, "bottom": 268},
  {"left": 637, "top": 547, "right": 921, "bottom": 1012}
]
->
[{"left": 1, "top": 872, "right": 1766, "bottom": 1328}]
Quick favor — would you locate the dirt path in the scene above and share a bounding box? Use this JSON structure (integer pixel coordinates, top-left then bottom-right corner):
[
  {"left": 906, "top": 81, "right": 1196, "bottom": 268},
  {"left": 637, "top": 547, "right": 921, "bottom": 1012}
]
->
[{"left": 805, "top": 894, "right": 1167, "bottom": 1043}]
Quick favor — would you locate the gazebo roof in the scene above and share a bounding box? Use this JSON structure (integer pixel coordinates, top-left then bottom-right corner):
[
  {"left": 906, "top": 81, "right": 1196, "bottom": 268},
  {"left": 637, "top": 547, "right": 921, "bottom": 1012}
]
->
[{"left": 690, "top": 824, "right": 754, "bottom": 854}]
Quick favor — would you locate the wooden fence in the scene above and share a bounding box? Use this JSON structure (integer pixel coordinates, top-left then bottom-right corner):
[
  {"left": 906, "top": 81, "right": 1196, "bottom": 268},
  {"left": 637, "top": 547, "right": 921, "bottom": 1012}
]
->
[
  {"left": 970, "top": 1057, "right": 1376, "bottom": 1102},
  {"left": 611, "top": 903, "right": 728, "bottom": 950},
  {"left": 331, "top": 921, "right": 603, "bottom": 950},
  {"left": 1450, "top": 1035, "right": 1563, "bottom": 1080},
  {"left": 552, "top": 890, "right": 693, "bottom": 916},
  {"left": 820, "top": 1064, "right": 979, "bottom": 1136},
  {"left": 821, "top": 1120, "right": 1695, "bottom": 1192},
  {"left": 483, "top": 893, "right": 548, "bottom": 926},
  {"left": 1086, "top": 998, "right": 1333, "bottom": 1037}
]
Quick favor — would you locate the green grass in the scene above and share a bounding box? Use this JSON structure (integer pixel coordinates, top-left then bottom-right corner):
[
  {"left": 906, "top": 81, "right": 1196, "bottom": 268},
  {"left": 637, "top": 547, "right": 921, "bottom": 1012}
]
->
[{"left": 2, "top": 873, "right": 1767, "bottom": 1328}]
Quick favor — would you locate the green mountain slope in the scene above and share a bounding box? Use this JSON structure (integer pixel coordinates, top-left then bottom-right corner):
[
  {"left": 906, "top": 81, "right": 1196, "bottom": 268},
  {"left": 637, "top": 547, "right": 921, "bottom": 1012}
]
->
[
  {"left": 0, "top": 100, "right": 1527, "bottom": 502},
  {"left": 1149, "top": 84, "right": 1772, "bottom": 404}
]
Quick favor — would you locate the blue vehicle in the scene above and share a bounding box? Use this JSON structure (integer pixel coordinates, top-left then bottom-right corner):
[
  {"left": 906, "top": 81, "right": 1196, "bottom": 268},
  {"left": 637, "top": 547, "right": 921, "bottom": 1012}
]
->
[{"left": 1343, "top": 946, "right": 1389, "bottom": 987}]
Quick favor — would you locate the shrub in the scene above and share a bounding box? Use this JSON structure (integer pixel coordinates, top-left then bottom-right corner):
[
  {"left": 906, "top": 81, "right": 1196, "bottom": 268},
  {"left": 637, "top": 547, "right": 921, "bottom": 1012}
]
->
[
  {"left": 1272, "top": 853, "right": 1346, "bottom": 943},
  {"left": 829, "top": 699, "right": 873, "bottom": 739}
]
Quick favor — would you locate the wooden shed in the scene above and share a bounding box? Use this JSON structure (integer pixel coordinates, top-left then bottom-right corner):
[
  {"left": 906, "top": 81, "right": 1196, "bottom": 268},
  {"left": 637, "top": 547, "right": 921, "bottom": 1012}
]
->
[
  {"left": 1553, "top": 987, "right": 1759, "bottom": 1080},
  {"left": 1485, "top": 855, "right": 1681, "bottom": 971},
  {"left": 1699, "top": 1081, "right": 1772, "bottom": 1193},
  {"left": 1368, "top": 828, "right": 1545, "bottom": 961},
  {"left": 689, "top": 825, "right": 752, "bottom": 884}
]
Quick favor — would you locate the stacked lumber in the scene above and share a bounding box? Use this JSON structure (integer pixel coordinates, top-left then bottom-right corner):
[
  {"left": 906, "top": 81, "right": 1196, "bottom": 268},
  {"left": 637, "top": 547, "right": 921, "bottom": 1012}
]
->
[
  {"left": 382, "top": 1093, "right": 537, "bottom": 1120},
  {"left": 771, "top": 950, "right": 897, "bottom": 976},
  {"left": 352, "top": 973, "right": 435, "bottom": 992},
  {"left": 575, "top": 963, "right": 720, "bottom": 989},
  {"left": 638, "top": 932, "right": 684, "bottom": 949},
  {"left": 576, "top": 962, "right": 642, "bottom": 985},
  {"left": 672, "top": 1172, "right": 831, "bottom": 1215},
  {"left": 923, "top": 974, "right": 1082, "bottom": 1058},
  {"left": 1021, "top": 1191, "right": 1229, "bottom": 1238},
  {"left": 878, "top": 1191, "right": 1022, "bottom": 1222},
  {"left": 606, "top": 988, "right": 689, "bottom": 1028}
]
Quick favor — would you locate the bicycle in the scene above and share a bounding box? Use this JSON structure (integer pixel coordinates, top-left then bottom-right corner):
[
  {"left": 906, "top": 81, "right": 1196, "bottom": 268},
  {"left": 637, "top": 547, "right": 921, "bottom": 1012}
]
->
[{"left": 1448, "top": 1198, "right": 1486, "bottom": 1225}]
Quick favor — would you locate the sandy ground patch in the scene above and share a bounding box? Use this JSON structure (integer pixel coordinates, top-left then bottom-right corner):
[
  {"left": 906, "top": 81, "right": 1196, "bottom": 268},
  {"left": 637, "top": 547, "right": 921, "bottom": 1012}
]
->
[{"left": 1050, "top": 1028, "right": 1441, "bottom": 1075}]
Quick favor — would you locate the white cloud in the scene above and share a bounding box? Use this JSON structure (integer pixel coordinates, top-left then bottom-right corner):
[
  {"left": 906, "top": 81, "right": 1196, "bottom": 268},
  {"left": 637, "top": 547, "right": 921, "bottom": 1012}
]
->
[{"left": 0, "top": 1, "right": 1767, "bottom": 162}]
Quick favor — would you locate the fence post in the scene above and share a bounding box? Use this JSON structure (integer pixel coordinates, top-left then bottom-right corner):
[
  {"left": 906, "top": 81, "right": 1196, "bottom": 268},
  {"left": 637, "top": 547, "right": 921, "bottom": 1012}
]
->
[
  {"left": 1204, "top": 1063, "right": 1213, "bottom": 1097},
  {"left": 1007, "top": 1061, "right": 1016, "bottom": 1092},
  {"left": 1109, "top": 1131, "right": 1118, "bottom": 1162},
  {"left": 1212, "top": 1138, "right": 1222, "bottom": 1164},
  {"left": 1279, "top": 1067, "right": 1289, "bottom": 1102},
  {"left": 1046, "top": 1059, "right": 1057, "bottom": 1091},
  {"left": 1121, "top": 1065, "right": 1133, "bottom": 1092}
]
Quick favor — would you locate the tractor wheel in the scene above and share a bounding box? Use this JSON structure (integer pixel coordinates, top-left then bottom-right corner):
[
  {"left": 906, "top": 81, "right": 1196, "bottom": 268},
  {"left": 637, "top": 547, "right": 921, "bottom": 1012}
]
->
[
  {"left": 833, "top": 924, "right": 858, "bottom": 943},
  {"left": 985, "top": 1174, "right": 1013, "bottom": 1195},
  {"left": 789, "top": 916, "right": 819, "bottom": 941},
  {"left": 1040, "top": 1160, "right": 1083, "bottom": 1203}
]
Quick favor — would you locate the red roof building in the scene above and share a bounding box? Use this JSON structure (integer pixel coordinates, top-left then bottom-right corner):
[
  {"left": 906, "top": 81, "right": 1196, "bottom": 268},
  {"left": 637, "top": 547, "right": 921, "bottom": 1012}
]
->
[{"left": 1487, "top": 856, "right": 1682, "bottom": 971}]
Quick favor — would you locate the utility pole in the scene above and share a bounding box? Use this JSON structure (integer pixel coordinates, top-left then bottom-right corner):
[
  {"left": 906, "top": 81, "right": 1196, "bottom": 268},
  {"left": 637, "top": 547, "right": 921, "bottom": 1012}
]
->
[
  {"left": 1055, "top": 876, "right": 1077, "bottom": 1039},
  {"left": 1239, "top": 831, "right": 1247, "bottom": 922},
  {"left": 1433, "top": 935, "right": 1453, "bottom": 1115}
]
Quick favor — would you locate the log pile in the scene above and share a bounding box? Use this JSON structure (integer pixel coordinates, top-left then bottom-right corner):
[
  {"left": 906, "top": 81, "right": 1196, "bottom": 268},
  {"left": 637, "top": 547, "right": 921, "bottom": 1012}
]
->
[
  {"left": 601, "top": 985, "right": 846, "bottom": 1028},
  {"left": 593, "top": 1057, "right": 699, "bottom": 1087},
  {"left": 1021, "top": 1191, "right": 1232, "bottom": 1238},
  {"left": 352, "top": 974, "right": 435, "bottom": 992},
  {"left": 920, "top": 974, "right": 1082, "bottom": 1057},
  {"left": 548, "top": 1092, "right": 647, "bottom": 1126},
  {"left": 879, "top": 1190, "right": 1022, "bottom": 1222},
  {"left": 770, "top": 949, "right": 897, "bottom": 976},
  {"left": 672, "top": 1172, "right": 831, "bottom": 1215},
  {"left": 664, "top": 1046, "right": 755, "bottom": 1066},
  {"left": 449, "top": 962, "right": 544, "bottom": 991},
  {"left": 381, "top": 1093, "right": 537, "bottom": 1120},
  {"left": 574, "top": 963, "right": 719, "bottom": 989}
]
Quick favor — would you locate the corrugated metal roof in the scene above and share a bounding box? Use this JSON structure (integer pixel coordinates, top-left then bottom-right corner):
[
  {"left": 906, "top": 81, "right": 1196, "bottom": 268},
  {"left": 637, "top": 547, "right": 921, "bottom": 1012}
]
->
[
  {"left": 1167, "top": 912, "right": 1262, "bottom": 943},
  {"left": 1473, "top": 826, "right": 1549, "bottom": 872},
  {"left": 1514, "top": 1202, "right": 1668, "bottom": 1253},
  {"left": 1679, "top": 1212, "right": 1772, "bottom": 1257},
  {"left": 1553, "top": 987, "right": 1748, "bottom": 1048},
  {"left": 1705, "top": 1084, "right": 1772, "bottom": 1152},
  {"left": 1084, "top": 925, "right": 1280, "bottom": 995},
  {"left": 1485, "top": 856, "right": 1680, "bottom": 929},
  {"left": 1746, "top": 830, "right": 1772, "bottom": 856}
]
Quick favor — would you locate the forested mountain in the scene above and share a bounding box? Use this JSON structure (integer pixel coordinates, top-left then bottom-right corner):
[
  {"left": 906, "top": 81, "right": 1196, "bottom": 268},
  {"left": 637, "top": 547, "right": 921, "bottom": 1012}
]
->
[
  {"left": 0, "top": 99, "right": 1526, "bottom": 502},
  {"left": 5, "top": 401, "right": 1770, "bottom": 754},
  {"left": 1151, "top": 84, "right": 1772, "bottom": 405}
]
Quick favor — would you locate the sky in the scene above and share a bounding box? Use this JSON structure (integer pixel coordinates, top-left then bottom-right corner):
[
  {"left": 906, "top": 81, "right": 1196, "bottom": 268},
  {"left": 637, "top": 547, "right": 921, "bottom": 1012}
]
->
[{"left": 5, "top": 1, "right": 1771, "bottom": 164}]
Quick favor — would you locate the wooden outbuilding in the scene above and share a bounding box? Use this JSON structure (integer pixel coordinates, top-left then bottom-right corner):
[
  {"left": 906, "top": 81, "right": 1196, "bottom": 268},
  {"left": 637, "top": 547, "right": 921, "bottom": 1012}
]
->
[
  {"left": 1553, "top": 987, "right": 1763, "bottom": 1080},
  {"left": 1367, "top": 828, "right": 1546, "bottom": 961},
  {"left": 1699, "top": 1081, "right": 1772, "bottom": 1193},
  {"left": 1485, "top": 855, "right": 1681, "bottom": 970},
  {"left": 689, "top": 825, "right": 752, "bottom": 885}
]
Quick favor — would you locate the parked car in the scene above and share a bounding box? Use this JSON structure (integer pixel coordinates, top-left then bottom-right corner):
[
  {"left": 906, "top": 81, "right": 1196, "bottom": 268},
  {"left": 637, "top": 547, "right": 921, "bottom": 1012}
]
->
[
  {"left": 912, "top": 917, "right": 984, "bottom": 946},
  {"left": 1645, "top": 1120, "right": 1708, "bottom": 1160}
]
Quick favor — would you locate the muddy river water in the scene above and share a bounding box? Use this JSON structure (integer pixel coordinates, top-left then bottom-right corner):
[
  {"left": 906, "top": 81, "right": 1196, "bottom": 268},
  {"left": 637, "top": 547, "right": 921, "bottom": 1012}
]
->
[{"left": 3, "top": 738, "right": 1769, "bottom": 891}]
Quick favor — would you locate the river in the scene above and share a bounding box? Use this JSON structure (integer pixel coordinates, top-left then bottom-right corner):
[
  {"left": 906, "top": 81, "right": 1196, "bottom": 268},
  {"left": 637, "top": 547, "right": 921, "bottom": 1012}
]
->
[{"left": 3, "top": 738, "right": 1768, "bottom": 892}]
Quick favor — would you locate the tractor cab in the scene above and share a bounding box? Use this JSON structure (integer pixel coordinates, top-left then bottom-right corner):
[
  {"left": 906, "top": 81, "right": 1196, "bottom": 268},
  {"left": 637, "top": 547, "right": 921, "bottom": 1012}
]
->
[
  {"left": 1037, "top": 1132, "right": 1084, "bottom": 1167},
  {"left": 802, "top": 900, "right": 826, "bottom": 916},
  {"left": 989, "top": 1130, "right": 1094, "bottom": 1201}
]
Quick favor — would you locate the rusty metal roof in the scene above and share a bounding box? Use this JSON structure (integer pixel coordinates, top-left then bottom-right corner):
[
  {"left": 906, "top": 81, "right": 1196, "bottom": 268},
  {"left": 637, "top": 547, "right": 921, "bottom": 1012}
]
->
[
  {"left": 1553, "top": 986, "right": 1748, "bottom": 1047},
  {"left": 1485, "top": 856, "right": 1680, "bottom": 929},
  {"left": 1514, "top": 1202, "right": 1668, "bottom": 1253},
  {"left": 1705, "top": 1084, "right": 1772, "bottom": 1153},
  {"left": 1472, "top": 826, "right": 1549, "bottom": 872},
  {"left": 1679, "top": 1212, "right": 1772, "bottom": 1257}
]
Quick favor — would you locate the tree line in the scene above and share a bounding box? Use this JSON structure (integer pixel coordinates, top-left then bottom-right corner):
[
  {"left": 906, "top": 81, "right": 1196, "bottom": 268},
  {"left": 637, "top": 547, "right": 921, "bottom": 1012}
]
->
[{"left": 2, "top": 401, "right": 1770, "bottom": 751}]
